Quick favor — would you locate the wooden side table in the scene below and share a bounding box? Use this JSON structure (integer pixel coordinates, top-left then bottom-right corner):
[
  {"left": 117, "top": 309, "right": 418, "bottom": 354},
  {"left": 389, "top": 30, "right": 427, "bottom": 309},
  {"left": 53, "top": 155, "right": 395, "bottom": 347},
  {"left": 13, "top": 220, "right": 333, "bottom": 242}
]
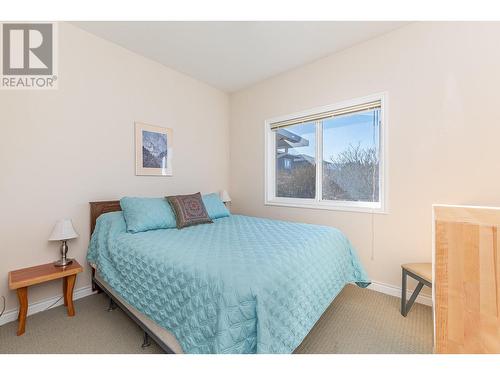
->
[{"left": 8, "top": 260, "right": 83, "bottom": 336}]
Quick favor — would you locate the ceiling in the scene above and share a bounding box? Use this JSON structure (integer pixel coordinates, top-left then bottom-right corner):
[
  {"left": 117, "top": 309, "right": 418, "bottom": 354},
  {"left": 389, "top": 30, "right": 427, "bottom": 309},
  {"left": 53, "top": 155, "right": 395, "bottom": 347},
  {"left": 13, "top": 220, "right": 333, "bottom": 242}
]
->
[{"left": 73, "top": 21, "right": 408, "bottom": 92}]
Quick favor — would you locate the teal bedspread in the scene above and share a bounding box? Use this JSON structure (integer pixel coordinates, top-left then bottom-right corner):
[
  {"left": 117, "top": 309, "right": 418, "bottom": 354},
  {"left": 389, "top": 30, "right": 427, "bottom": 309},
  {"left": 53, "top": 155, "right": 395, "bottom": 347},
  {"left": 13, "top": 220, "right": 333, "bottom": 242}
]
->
[{"left": 87, "top": 213, "right": 370, "bottom": 354}]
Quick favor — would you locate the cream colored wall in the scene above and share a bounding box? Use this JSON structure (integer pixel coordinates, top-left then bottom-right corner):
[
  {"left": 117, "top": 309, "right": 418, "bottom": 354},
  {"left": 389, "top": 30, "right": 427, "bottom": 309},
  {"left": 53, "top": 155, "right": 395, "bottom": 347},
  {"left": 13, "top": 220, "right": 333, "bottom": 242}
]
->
[
  {"left": 0, "top": 23, "right": 229, "bottom": 311},
  {"left": 229, "top": 22, "right": 500, "bottom": 295}
]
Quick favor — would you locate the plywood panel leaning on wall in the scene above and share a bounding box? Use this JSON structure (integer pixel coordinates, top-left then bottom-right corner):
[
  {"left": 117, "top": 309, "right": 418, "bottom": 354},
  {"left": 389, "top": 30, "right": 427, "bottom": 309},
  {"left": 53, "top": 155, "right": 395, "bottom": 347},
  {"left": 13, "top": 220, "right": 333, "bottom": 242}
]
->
[{"left": 434, "top": 205, "right": 500, "bottom": 353}]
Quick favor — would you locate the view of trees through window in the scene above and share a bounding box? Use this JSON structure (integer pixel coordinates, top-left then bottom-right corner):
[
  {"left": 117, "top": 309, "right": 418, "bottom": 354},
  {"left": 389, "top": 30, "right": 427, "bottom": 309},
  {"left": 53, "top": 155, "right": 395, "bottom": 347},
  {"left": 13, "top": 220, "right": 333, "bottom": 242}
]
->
[{"left": 274, "top": 108, "right": 380, "bottom": 203}]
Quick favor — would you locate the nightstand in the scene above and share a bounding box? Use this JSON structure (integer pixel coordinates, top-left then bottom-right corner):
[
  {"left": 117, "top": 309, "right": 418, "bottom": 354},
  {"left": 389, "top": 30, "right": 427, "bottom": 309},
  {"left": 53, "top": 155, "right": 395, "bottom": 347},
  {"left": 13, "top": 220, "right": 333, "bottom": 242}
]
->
[{"left": 8, "top": 260, "right": 83, "bottom": 335}]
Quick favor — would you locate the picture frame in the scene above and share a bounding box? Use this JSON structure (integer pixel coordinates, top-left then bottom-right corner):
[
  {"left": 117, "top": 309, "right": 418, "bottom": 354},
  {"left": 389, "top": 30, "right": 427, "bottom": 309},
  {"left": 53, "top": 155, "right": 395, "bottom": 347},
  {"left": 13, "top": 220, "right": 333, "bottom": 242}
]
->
[{"left": 135, "top": 122, "right": 173, "bottom": 176}]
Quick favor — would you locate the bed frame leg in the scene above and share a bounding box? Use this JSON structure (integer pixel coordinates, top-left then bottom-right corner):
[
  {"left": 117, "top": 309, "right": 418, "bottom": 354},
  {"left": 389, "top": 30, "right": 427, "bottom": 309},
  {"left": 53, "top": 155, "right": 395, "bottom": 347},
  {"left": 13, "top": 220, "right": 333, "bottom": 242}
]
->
[
  {"left": 91, "top": 268, "right": 103, "bottom": 294},
  {"left": 141, "top": 331, "right": 151, "bottom": 349},
  {"left": 107, "top": 298, "right": 117, "bottom": 312}
]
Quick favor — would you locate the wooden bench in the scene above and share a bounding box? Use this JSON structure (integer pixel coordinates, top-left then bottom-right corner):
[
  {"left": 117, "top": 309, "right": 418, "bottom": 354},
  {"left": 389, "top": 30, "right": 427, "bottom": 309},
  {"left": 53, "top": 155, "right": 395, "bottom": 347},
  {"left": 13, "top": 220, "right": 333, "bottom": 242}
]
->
[{"left": 401, "top": 263, "right": 432, "bottom": 317}]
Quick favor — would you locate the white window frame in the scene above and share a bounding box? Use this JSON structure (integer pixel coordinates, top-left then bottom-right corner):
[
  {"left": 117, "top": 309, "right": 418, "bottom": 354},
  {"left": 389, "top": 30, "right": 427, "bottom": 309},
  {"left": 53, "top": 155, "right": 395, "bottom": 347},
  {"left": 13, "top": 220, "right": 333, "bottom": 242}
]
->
[{"left": 264, "top": 92, "right": 388, "bottom": 214}]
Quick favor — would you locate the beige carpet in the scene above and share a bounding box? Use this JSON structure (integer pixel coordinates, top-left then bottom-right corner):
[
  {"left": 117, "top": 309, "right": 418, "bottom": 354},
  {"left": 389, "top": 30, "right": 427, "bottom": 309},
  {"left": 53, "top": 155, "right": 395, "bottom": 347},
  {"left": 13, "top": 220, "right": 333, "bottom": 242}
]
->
[
  {"left": 295, "top": 285, "right": 432, "bottom": 353},
  {"left": 0, "top": 284, "right": 433, "bottom": 354}
]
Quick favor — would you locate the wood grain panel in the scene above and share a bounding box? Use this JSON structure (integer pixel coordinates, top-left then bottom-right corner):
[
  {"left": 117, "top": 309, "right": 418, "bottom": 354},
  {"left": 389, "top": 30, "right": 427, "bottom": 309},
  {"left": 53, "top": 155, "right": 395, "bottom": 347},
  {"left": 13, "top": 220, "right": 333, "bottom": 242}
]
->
[{"left": 434, "top": 205, "right": 500, "bottom": 353}]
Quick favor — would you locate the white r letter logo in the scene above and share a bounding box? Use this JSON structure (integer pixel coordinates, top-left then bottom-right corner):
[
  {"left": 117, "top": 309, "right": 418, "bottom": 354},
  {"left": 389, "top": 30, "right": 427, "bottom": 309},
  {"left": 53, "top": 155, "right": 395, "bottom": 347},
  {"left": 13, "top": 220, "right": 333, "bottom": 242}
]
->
[{"left": 3, "top": 23, "right": 53, "bottom": 75}]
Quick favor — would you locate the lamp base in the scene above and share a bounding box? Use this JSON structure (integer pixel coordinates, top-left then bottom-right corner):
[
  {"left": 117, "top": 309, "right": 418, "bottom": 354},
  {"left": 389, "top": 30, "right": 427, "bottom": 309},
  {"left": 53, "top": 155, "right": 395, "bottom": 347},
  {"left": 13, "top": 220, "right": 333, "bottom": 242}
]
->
[{"left": 54, "top": 258, "right": 73, "bottom": 267}]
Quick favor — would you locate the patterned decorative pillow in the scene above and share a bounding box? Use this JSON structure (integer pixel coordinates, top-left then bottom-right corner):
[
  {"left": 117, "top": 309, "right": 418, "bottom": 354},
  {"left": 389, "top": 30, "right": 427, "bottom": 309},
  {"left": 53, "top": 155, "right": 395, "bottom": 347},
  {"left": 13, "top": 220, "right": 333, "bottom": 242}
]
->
[{"left": 166, "top": 192, "right": 213, "bottom": 229}]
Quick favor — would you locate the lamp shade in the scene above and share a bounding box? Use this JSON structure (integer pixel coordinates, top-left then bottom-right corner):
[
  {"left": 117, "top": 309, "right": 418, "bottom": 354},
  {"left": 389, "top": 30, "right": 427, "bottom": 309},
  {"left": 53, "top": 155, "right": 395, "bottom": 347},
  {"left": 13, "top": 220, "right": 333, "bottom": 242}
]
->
[
  {"left": 48, "top": 219, "right": 78, "bottom": 241},
  {"left": 219, "top": 190, "right": 231, "bottom": 203}
]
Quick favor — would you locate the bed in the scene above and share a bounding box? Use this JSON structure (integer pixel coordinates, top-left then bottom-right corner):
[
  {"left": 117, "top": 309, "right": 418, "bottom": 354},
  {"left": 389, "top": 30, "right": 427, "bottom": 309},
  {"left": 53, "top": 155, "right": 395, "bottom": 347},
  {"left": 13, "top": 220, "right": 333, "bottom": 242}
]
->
[{"left": 87, "top": 201, "right": 370, "bottom": 354}]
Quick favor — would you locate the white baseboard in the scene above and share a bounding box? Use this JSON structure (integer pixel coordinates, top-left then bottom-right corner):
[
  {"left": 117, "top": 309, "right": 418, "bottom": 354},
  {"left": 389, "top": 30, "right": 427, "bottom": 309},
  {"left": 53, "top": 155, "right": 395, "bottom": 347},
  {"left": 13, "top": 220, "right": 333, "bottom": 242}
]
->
[
  {"left": 0, "top": 285, "right": 95, "bottom": 327},
  {"left": 368, "top": 280, "right": 433, "bottom": 307}
]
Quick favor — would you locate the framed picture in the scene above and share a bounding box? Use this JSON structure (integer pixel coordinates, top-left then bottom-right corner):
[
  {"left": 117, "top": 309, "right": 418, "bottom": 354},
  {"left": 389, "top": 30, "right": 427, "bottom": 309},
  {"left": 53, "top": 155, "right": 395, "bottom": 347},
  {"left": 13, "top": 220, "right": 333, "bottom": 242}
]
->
[{"left": 135, "top": 122, "right": 173, "bottom": 176}]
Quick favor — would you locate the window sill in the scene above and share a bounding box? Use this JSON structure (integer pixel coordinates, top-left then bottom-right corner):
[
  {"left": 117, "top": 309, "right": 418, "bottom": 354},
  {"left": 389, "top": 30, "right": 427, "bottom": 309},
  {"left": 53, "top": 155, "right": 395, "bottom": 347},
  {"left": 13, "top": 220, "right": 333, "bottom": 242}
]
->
[{"left": 264, "top": 200, "right": 388, "bottom": 214}]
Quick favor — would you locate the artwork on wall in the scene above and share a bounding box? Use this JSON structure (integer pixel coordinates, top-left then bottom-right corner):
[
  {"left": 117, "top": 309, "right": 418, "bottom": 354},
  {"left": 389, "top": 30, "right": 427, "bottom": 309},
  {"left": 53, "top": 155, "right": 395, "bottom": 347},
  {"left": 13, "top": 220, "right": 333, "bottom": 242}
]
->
[{"left": 135, "top": 122, "right": 173, "bottom": 176}]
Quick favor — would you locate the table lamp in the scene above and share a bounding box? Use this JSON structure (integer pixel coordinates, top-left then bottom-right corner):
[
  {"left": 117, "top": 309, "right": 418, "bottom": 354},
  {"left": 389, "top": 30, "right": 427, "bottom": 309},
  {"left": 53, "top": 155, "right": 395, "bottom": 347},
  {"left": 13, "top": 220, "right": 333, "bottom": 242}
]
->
[
  {"left": 219, "top": 190, "right": 231, "bottom": 207},
  {"left": 49, "top": 219, "right": 78, "bottom": 267}
]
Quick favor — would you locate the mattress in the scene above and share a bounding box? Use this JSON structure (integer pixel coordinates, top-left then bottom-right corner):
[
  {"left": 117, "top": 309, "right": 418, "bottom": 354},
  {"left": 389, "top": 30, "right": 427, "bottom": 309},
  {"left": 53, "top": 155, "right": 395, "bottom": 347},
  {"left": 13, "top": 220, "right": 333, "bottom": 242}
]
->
[{"left": 87, "top": 212, "right": 370, "bottom": 353}]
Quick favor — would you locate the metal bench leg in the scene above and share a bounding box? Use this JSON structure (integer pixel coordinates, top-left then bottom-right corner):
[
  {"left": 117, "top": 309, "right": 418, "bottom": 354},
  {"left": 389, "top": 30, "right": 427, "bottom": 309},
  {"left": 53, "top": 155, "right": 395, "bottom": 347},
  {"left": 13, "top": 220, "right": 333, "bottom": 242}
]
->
[
  {"left": 405, "top": 282, "right": 424, "bottom": 316},
  {"left": 401, "top": 268, "right": 407, "bottom": 316},
  {"left": 402, "top": 266, "right": 425, "bottom": 317}
]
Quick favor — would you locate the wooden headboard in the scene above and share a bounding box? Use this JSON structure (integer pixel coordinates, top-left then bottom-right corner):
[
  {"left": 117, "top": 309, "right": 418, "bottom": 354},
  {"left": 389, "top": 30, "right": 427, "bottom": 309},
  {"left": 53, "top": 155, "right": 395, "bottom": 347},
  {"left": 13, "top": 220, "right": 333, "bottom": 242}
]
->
[{"left": 89, "top": 200, "right": 121, "bottom": 236}]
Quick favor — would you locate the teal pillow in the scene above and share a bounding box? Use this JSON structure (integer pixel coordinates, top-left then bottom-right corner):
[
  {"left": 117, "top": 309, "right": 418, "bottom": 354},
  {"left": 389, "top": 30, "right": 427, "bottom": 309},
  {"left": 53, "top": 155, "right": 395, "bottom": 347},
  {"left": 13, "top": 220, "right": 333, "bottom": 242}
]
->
[
  {"left": 120, "top": 197, "right": 177, "bottom": 233},
  {"left": 202, "top": 193, "right": 230, "bottom": 219}
]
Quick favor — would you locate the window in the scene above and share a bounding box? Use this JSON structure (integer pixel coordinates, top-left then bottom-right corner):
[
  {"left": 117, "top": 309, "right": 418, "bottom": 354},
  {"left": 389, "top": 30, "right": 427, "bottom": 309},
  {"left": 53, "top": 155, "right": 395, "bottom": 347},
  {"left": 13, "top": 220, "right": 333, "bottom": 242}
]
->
[
  {"left": 275, "top": 121, "right": 316, "bottom": 198},
  {"left": 265, "top": 93, "right": 387, "bottom": 213}
]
